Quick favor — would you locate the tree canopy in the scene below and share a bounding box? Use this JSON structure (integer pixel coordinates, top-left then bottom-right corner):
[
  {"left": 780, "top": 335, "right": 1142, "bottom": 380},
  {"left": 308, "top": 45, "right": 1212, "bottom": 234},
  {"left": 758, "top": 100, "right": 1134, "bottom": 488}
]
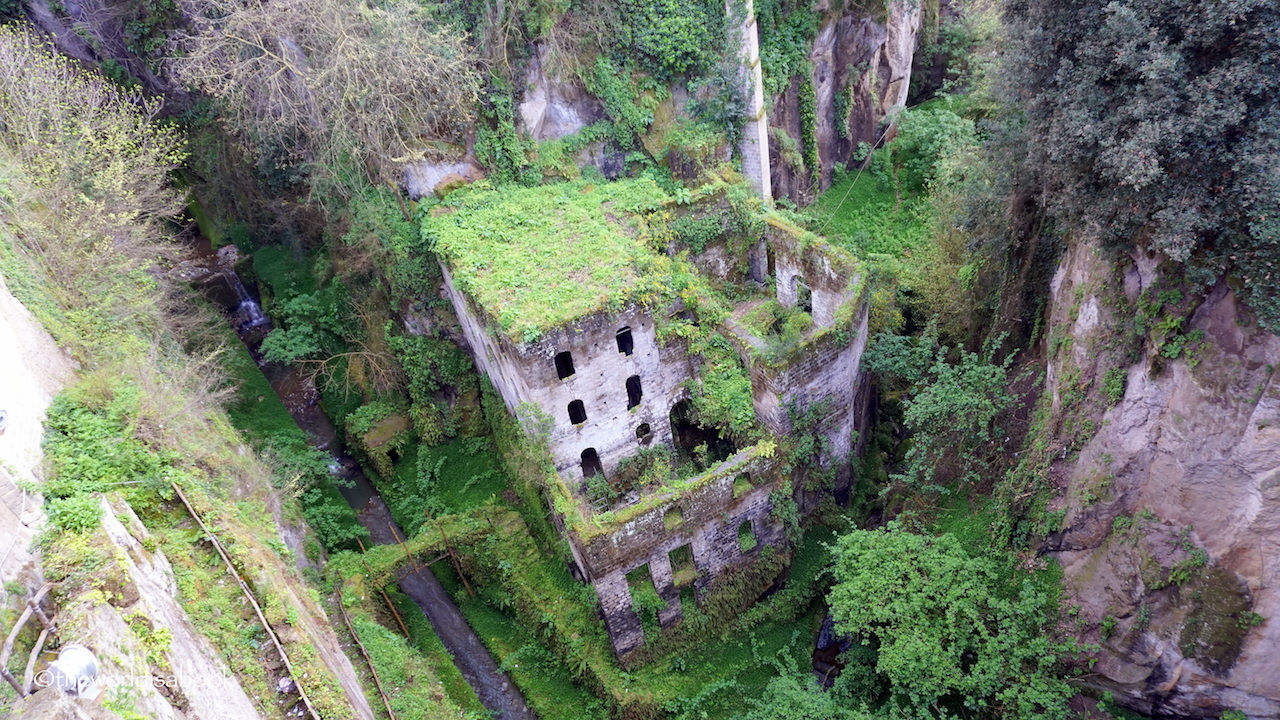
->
[
  {"left": 1005, "top": 0, "right": 1280, "bottom": 328},
  {"left": 829, "top": 525, "right": 1072, "bottom": 720}
]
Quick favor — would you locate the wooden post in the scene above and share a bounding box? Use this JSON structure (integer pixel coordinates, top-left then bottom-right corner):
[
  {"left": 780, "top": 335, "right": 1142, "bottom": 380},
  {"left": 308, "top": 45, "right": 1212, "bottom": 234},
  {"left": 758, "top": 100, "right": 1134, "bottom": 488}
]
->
[
  {"left": 354, "top": 538, "right": 411, "bottom": 638},
  {"left": 389, "top": 523, "right": 421, "bottom": 573},
  {"left": 437, "top": 521, "right": 473, "bottom": 599},
  {"left": 27, "top": 598, "right": 53, "bottom": 631}
]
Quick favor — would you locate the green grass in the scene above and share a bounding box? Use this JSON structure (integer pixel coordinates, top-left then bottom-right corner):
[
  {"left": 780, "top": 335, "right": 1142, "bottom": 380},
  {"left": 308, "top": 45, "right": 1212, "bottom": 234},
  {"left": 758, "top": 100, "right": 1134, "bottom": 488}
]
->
[
  {"left": 425, "top": 178, "right": 672, "bottom": 341},
  {"left": 350, "top": 612, "right": 476, "bottom": 720},
  {"left": 252, "top": 245, "right": 317, "bottom": 298},
  {"left": 627, "top": 607, "right": 823, "bottom": 718},
  {"left": 933, "top": 492, "right": 1065, "bottom": 604},
  {"left": 804, "top": 160, "right": 931, "bottom": 257},
  {"left": 432, "top": 564, "right": 609, "bottom": 720},
  {"left": 222, "top": 329, "right": 300, "bottom": 441},
  {"left": 386, "top": 588, "right": 488, "bottom": 716}
]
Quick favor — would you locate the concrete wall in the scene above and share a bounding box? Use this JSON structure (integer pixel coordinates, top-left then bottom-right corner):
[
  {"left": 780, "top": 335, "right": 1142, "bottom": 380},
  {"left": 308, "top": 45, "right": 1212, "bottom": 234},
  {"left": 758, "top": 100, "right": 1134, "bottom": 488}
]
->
[{"left": 441, "top": 264, "right": 695, "bottom": 488}]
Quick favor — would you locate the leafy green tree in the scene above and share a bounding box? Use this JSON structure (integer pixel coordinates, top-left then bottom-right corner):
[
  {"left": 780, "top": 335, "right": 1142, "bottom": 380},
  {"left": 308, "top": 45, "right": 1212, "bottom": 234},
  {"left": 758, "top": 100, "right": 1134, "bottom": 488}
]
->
[
  {"left": 1004, "top": 0, "right": 1280, "bottom": 329},
  {"left": 863, "top": 327, "right": 1013, "bottom": 491},
  {"left": 892, "top": 105, "right": 978, "bottom": 190},
  {"left": 620, "top": 0, "right": 721, "bottom": 81},
  {"left": 741, "top": 664, "right": 881, "bottom": 720},
  {"left": 829, "top": 525, "right": 1072, "bottom": 720}
]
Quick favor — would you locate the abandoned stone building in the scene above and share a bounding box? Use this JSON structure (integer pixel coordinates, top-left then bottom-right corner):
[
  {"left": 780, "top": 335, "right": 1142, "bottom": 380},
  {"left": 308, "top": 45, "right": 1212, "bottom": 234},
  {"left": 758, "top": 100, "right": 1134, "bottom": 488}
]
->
[{"left": 429, "top": 181, "right": 871, "bottom": 657}]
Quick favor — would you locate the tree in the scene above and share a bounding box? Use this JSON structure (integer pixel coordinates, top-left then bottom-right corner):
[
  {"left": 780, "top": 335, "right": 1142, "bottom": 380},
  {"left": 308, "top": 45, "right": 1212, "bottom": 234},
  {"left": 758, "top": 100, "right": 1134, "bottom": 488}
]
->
[
  {"left": 171, "top": 0, "right": 481, "bottom": 200},
  {"left": 1003, "top": 0, "right": 1280, "bottom": 329},
  {"left": 740, "top": 664, "right": 882, "bottom": 720},
  {"left": 863, "top": 326, "right": 1013, "bottom": 492},
  {"left": 829, "top": 525, "right": 1072, "bottom": 720},
  {"left": 0, "top": 24, "right": 187, "bottom": 357}
]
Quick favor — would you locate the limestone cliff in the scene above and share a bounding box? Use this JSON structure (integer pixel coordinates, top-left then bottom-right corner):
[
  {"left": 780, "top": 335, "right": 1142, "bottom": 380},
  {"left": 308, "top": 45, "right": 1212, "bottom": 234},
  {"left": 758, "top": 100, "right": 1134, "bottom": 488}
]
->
[
  {"left": 508, "top": 1, "right": 922, "bottom": 205},
  {"left": 1041, "top": 242, "right": 1280, "bottom": 717},
  {"left": 770, "top": 0, "right": 922, "bottom": 203}
]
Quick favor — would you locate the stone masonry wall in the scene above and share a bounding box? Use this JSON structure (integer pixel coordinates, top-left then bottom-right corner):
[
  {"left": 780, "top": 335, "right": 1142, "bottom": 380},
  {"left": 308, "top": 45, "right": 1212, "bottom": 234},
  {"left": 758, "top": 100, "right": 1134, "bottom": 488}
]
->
[
  {"left": 750, "top": 223, "right": 871, "bottom": 461},
  {"left": 574, "top": 452, "right": 787, "bottom": 656},
  {"left": 441, "top": 264, "right": 695, "bottom": 488}
]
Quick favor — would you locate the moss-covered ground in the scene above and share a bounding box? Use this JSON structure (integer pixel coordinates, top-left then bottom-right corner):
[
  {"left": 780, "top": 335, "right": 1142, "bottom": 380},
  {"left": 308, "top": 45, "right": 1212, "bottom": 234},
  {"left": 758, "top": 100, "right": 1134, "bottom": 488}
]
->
[{"left": 425, "top": 178, "right": 673, "bottom": 341}]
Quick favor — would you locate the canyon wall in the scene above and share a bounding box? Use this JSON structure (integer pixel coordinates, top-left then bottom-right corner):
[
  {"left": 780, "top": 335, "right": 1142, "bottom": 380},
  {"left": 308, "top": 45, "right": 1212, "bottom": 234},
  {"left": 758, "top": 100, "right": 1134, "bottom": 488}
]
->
[{"left": 1043, "top": 243, "right": 1280, "bottom": 718}]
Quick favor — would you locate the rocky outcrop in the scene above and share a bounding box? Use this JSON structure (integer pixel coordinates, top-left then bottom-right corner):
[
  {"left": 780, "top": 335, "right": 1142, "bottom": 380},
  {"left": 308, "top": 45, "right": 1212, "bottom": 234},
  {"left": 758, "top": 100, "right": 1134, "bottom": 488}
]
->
[
  {"left": 517, "top": 42, "right": 605, "bottom": 141},
  {"left": 9, "top": 498, "right": 264, "bottom": 720},
  {"left": 0, "top": 275, "right": 75, "bottom": 596},
  {"left": 1043, "top": 242, "right": 1280, "bottom": 717},
  {"left": 770, "top": 0, "right": 922, "bottom": 202}
]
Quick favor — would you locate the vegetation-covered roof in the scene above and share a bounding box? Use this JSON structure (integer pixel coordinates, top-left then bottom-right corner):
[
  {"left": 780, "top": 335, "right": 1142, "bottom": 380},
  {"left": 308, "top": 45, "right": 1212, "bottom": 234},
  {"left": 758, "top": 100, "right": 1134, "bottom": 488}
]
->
[{"left": 424, "top": 178, "right": 672, "bottom": 342}]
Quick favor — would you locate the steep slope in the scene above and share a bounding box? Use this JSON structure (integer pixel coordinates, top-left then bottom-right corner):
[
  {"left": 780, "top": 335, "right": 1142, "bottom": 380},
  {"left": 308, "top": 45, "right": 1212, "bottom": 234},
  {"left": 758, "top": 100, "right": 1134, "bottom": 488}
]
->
[{"left": 1042, "top": 242, "right": 1280, "bottom": 717}]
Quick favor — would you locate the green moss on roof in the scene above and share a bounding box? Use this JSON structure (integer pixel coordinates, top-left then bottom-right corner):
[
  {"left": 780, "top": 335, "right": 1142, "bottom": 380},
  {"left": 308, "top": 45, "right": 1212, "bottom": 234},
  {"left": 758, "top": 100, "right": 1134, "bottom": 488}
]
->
[{"left": 424, "top": 179, "right": 672, "bottom": 342}]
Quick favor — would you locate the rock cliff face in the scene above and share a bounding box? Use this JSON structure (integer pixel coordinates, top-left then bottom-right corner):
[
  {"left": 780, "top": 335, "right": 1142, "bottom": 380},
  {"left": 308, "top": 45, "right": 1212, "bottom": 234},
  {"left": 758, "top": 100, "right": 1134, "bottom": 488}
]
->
[
  {"left": 1043, "top": 242, "right": 1280, "bottom": 718},
  {"left": 770, "top": 0, "right": 922, "bottom": 203},
  {"left": 509, "top": 2, "right": 921, "bottom": 205}
]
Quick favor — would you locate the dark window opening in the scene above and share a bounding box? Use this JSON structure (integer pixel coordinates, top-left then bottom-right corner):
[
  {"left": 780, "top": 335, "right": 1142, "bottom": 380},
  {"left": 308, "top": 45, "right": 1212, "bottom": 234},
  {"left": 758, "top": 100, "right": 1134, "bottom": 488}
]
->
[
  {"left": 581, "top": 448, "right": 603, "bottom": 479},
  {"left": 738, "top": 521, "right": 757, "bottom": 552},
  {"left": 616, "top": 327, "right": 634, "bottom": 355},
  {"left": 669, "top": 544, "right": 696, "bottom": 586},
  {"left": 794, "top": 277, "right": 813, "bottom": 314},
  {"left": 568, "top": 399, "right": 587, "bottom": 424},
  {"left": 669, "top": 399, "right": 736, "bottom": 470},
  {"left": 554, "top": 351, "right": 575, "bottom": 380},
  {"left": 733, "top": 473, "right": 752, "bottom": 498},
  {"left": 636, "top": 423, "right": 652, "bottom": 441},
  {"left": 626, "top": 375, "right": 643, "bottom": 409}
]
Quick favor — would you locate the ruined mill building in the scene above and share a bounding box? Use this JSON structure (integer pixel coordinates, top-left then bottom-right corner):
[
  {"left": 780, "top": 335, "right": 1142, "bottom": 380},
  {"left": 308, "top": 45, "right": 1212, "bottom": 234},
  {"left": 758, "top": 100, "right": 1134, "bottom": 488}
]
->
[{"left": 427, "top": 179, "right": 871, "bottom": 657}]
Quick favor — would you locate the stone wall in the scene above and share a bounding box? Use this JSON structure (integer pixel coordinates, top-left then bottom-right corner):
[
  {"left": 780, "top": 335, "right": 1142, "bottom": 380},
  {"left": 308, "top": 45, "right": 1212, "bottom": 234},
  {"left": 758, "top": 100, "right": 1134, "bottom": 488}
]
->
[
  {"left": 573, "top": 451, "right": 787, "bottom": 656},
  {"left": 746, "top": 220, "right": 871, "bottom": 462},
  {"left": 441, "top": 264, "right": 695, "bottom": 486}
]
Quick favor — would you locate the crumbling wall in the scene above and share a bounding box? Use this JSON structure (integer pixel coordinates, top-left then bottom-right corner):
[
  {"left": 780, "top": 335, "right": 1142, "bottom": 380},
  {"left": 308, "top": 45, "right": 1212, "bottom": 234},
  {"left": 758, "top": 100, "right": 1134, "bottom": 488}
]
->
[
  {"left": 442, "top": 264, "right": 695, "bottom": 485},
  {"left": 572, "top": 452, "right": 786, "bottom": 656},
  {"left": 745, "top": 220, "right": 871, "bottom": 462}
]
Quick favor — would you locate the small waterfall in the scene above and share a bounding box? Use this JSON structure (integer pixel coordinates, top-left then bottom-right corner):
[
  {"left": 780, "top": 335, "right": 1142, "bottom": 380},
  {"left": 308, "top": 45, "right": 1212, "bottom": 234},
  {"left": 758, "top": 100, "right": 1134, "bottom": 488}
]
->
[
  {"left": 225, "top": 271, "right": 270, "bottom": 329},
  {"left": 210, "top": 244, "right": 270, "bottom": 331}
]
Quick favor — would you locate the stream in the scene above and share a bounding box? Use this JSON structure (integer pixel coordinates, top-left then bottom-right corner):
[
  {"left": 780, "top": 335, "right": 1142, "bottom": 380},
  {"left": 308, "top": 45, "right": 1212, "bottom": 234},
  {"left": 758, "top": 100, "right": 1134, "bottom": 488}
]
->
[{"left": 188, "top": 241, "right": 535, "bottom": 720}]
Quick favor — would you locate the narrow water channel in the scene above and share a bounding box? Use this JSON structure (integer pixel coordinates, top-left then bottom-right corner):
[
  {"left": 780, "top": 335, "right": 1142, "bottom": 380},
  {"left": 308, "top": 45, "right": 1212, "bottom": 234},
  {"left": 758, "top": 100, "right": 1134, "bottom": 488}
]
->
[{"left": 188, "top": 240, "right": 535, "bottom": 720}]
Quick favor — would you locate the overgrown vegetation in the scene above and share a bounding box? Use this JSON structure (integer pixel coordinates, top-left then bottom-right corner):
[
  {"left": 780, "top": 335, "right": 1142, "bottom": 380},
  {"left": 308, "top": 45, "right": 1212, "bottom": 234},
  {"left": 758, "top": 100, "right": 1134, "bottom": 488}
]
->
[{"left": 1006, "top": 0, "right": 1280, "bottom": 331}]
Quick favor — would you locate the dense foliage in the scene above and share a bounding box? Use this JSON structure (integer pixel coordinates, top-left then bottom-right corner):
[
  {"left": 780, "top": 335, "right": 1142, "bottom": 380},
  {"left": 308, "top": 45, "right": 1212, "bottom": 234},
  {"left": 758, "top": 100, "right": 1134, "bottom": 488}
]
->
[
  {"left": 863, "top": 326, "right": 1014, "bottom": 492},
  {"left": 1006, "top": 0, "right": 1280, "bottom": 329},
  {"left": 829, "top": 525, "right": 1072, "bottom": 720}
]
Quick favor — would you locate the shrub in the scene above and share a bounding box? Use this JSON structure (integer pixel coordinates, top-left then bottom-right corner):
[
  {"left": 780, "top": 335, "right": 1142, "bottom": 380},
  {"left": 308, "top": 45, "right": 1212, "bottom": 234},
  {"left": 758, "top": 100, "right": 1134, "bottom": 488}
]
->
[
  {"left": 1103, "top": 367, "right": 1127, "bottom": 406},
  {"left": 829, "top": 524, "right": 1073, "bottom": 719},
  {"left": 620, "top": 0, "right": 721, "bottom": 81}
]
